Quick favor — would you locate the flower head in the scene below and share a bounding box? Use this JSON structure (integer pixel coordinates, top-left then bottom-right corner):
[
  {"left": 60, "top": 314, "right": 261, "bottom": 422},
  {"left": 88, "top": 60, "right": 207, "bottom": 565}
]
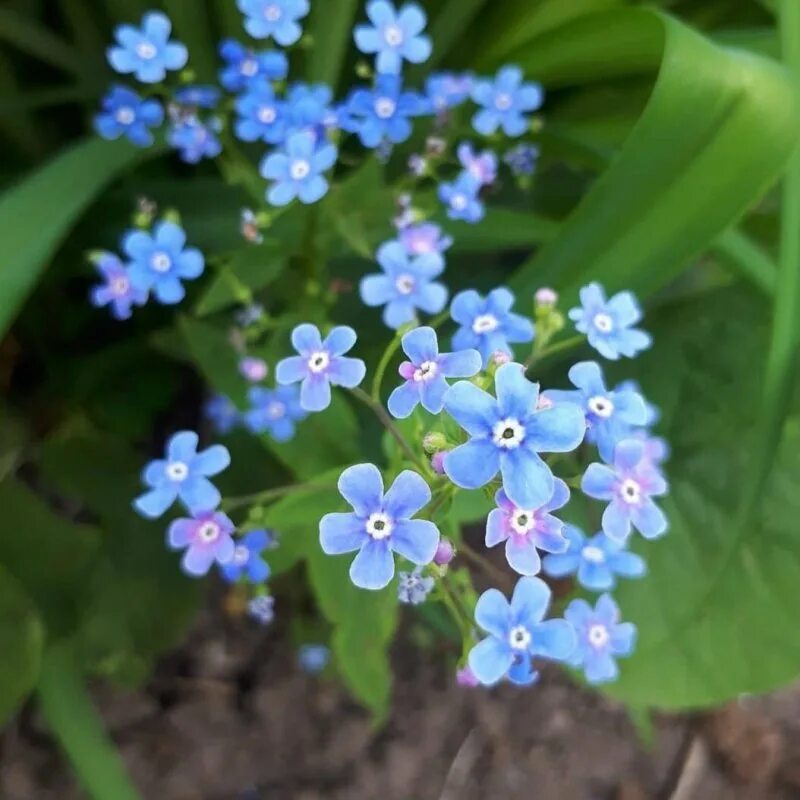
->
[
  {"left": 468, "top": 576, "right": 576, "bottom": 686},
  {"left": 471, "top": 65, "right": 543, "bottom": 137},
  {"left": 425, "top": 72, "right": 473, "bottom": 114},
  {"left": 443, "top": 363, "right": 586, "bottom": 510},
  {"left": 239, "top": 356, "right": 269, "bottom": 383},
  {"left": 261, "top": 130, "right": 338, "bottom": 206},
  {"left": 438, "top": 173, "right": 484, "bottom": 223},
  {"left": 248, "top": 594, "right": 275, "bottom": 624},
  {"left": 284, "top": 83, "right": 334, "bottom": 137},
  {"left": 235, "top": 82, "right": 288, "bottom": 144},
  {"left": 564, "top": 594, "right": 636, "bottom": 684},
  {"left": 204, "top": 394, "right": 240, "bottom": 434},
  {"left": 569, "top": 283, "right": 652, "bottom": 360},
  {"left": 298, "top": 643, "right": 330, "bottom": 673},
  {"left": 107, "top": 12, "right": 188, "bottom": 83},
  {"left": 124, "top": 220, "right": 205, "bottom": 304},
  {"left": 354, "top": 1, "right": 432, "bottom": 75},
  {"left": 457, "top": 142, "right": 497, "bottom": 186},
  {"left": 450, "top": 288, "right": 534, "bottom": 367},
  {"left": 218, "top": 39, "right": 288, "bottom": 92},
  {"left": 397, "top": 566, "right": 435, "bottom": 604},
  {"left": 320, "top": 464, "right": 440, "bottom": 590},
  {"left": 89, "top": 251, "right": 147, "bottom": 319},
  {"left": 543, "top": 525, "right": 646, "bottom": 591},
  {"left": 94, "top": 85, "right": 164, "bottom": 147},
  {"left": 244, "top": 385, "right": 307, "bottom": 441},
  {"left": 360, "top": 241, "right": 448, "bottom": 329},
  {"left": 582, "top": 438, "right": 668, "bottom": 542},
  {"left": 237, "top": 0, "right": 310, "bottom": 45},
  {"left": 168, "top": 117, "right": 223, "bottom": 163},
  {"left": 504, "top": 143, "right": 540, "bottom": 176},
  {"left": 388, "top": 326, "right": 481, "bottom": 418},
  {"left": 168, "top": 510, "right": 235, "bottom": 577},
  {"left": 398, "top": 222, "right": 452, "bottom": 256},
  {"left": 275, "top": 323, "right": 366, "bottom": 412},
  {"left": 220, "top": 529, "right": 272, "bottom": 583}
]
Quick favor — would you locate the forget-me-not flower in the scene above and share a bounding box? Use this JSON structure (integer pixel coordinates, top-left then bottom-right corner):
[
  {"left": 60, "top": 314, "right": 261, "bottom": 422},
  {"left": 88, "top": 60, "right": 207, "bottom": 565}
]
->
[
  {"left": 234, "top": 82, "right": 288, "bottom": 144},
  {"left": 239, "top": 356, "right": 269, "bottom": 383},
  {"left": 220, "top": 529, "right": 272, "bottom": 583},
  {"left": 505, "top": 143, "right": 540, "bottom": 176},
  {"left": 438, "top": 173, "right": 484, "bottom": 223},
  {"left": 244, "top": 385, "right": 307, "bottom": 441},
  {"left": 237, "top": 0, "right": 309, "bottom": 45},
  {"left": 443, "top": 363, "right": 586, "bottom": 510},
  {"left": 174, "top": 85, "right": 221, "bottom": 110},
  {"left": 261, "top": 130, "right": 337, "bottom": 206},
  {"left": 218, "top": 39, "right": 288, "bottom": 92},
  {"left": 345, "top": 74, "right": 424, "bottom": 148},
  {"left": 397, "top": 567, "right": 435, "bottom": 604},
  {"left": 388, "top": 326, "right": 481, "bottom": 418},
  {"left": 284, "top": 83, "right": 334, "bottom": 136},
  {"left": 168, "top": 510, "right": 236, "bottom": 577},
  {"left": 320, "top": 464, "right": 440, "bottom": 590},
  {"left": 468, "top": 576, "right": 576, "bottom": 686},
  {"left": 107, "top": 12, "right": 188, "bottom": 84},
  {"left": 398, "top": 222, "right": 452, "bottom": 256},
  {"left": 298, "top": 644, "right": 330, "bottom": 673},
  {"left": 168, "top": 118, "right": 223, "bottom": 163},
  {"left": 89, "top": 252, "right": 148, "bottom": 320},
  {"left": 134, "top": 431, "right": 230, "bottom": 518},
  {"left": 457, "top": 142, "right": 497, "bottom": 186},
  {"left": 425, "top": 72, "right": 473, "bottom": 114},
  {"left": 354, "top": 1, "right": 432, "bottom": 75},
  {"left": 275, "top": 324, "right": 366, "bottom": 412},
  {"left": 248, "top": 594, "right": 276, "bottom": 624},
  {"left": 471, "top": 65, "right": 543, "bottom": 137},
  {"left": 95, "top": 86, "right": 164, "bottom": 147},
  {"left": 204, "top": 394, "right": 239, "bottom": 435}
]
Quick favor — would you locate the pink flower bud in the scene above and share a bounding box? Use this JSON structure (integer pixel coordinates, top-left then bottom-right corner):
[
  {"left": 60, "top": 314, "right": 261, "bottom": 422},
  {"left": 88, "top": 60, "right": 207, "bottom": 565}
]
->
[
  {"left": 433, "top": 538, "right": 455, "bottom": 566},
  {"left": 431, "top": 451, "right": 446, "bottom": 474},
  {"left": 456, "top": 665, "right": 479, "bottom": 688},
  {"left": 491, "top": 350, "right": 512, "bottom": 366},
  {"left": 239, "top": 356, "right": 268, "bottom": 383},
  {"left": 535, "top": 287, "right": 558, "bottom": 307}
]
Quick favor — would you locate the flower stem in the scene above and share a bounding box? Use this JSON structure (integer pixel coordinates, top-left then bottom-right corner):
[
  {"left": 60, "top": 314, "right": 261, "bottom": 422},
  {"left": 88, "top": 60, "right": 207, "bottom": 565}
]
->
[
  {"left": 457, "top": 540, "right": 514, "bottom": 589},
  {"left": 222, "top": 480, "right": 337, "bottom": 512},
  {"left": 371, "top": 329, "right": 405, "bottom": 402},
  {"left": 524, "top": 334, "right": 584, "bottom": 370}
]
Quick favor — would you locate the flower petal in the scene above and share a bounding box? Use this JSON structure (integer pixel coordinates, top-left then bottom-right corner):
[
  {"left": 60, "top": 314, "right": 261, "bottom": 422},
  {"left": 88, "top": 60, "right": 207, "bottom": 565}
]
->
[
  {"left": 192, "top": 444, "right": 231, "bottom": 476},
  {"left": 505, "top": 536, "right": 541, "bottom": 576},
  {"left": 390, "top": 519, "right": 439, "bottom": 565},
  {"left": 510, "top": 576, "right": 551, "bottom": 627},
  {"left": 338, "top": 463, "right": 384, "bottom": 516},
  {"left": 291, "top": 322, "right": 323, "bottom": 354},
  {"left": 500, "top": 447, "right": 553, "bottom": 510},
  {"left": 167, "top": 430, "right": 199, "bottom": 463},
  {"left": 349, "top": 539, "right": 395, "bottom": 590},
  {"left": 468, "top": 636, "right": 513, "bottom": 686},
  {"left": 300, "top": 374, "right": 332, "bottom": 412},
  {"left": 323, "top": 325, "right": 357, "bottom": 355},
  {"left": 320, "top": 512, "right": 367, "bottom": 554},
  {"left": 474, "top": 587, "right": 511, "bottom": 638},
  {"left": 581, "top": 463, "right": 616, "bottom": 499},
  {"left": 133, "top": 486, "right": 176, "bottom": 518},
  {"left": 443, "top": 439, "right": 500, "bottom": 489},
  {"left": 438, "top": 348, "right": 481, "bottom": 378},
  {"left": 531, "top": 619, "right": 576, "bottom": 661},
  {"left": 525, "top": 403, "right": 586, "bottom": 453},
  {"left": 387, "top": 381, "right": 420, "bottom": 419},
  {"left": 443, "top": 380, "right": 497, "bottom": 436},
  {"left": 276, "top": 355, "right": 308, "bottom": 384},
  {"left": 383, "top": 470, "right": 431, "bottom": 519},
  {"left": 495, "top": 362, "right": 538, "bottom": 420},
  {"left": 327, "top": 356, "right": 366, "bottom": 388},
  {"left": 402, "top": 326, "right": 439, "bottom": 363}
]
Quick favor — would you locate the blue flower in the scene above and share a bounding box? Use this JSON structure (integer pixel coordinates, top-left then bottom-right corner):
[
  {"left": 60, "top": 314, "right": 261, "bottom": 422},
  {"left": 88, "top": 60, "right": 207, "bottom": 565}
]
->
[
  {"left": 237, "top": 0, "right": 309, "bottom": 44},
  {"left": 89, "top": 251, "right": 147, "bottom": 320},
  {"left": 260, "top": 130, "right": 337, "bottom": 206},
  {"left": 398, "top": 222, "right": 452, "bottom": 256},
  {"left": 298, "top": 643, "right": 330, "bottom": 673},
  {"left": 397, "top": 567, "right": 435, "bottom": 604},
  {"left": 174, "top": 85, "right": 221, "bottom": 109},
  {"left": 569, "top": 282, "right": 652, "bottom": 360},
  {"left": 218, "top": 39, "right": 288, "bottom": 92},
  {"left": 388, "top": 326, "right": 481, "bottom": 418},
  {"left": 220, "top": 529, "right": 272, "bottom": 583},
  {"left": 275, "top": 324, "right": 366, "bottom": 412},
  {"left": 248, "top": 594, "right": 275, "bottom": 624},
  {"left": 134, "top": 431, "right": 231, "bottom": 518},
  {"left": 234, "top": 82, "right": 288, "bottom": 143},
  {"left": 360, "top": 240, "right": 448, "bottom": 329},
  {"left": 443, "top": 362, "right": 586, "bottom": 510},
  {"left": 582, "top": 438, "right": 668, "bottom": 542},
  {"left": 424, "top": 72, "right": 473, "bottom": 114},
  {"left": 320, "top": 464, "right": 440, "bottom": 591},
  {"left": 354, "top": 1, "right": 432, "bottom": 75},
  {"left": 468, "top": 576, "right": 576, "bottom": 686},
  {"left": 438, "top": 173, "right": 484, "bottom": 223},
  {"left": 204, "top": 394, "right": 240, "bottom": 434},
  {"left": 457, "top": 142, "right": 497, "bottom": 186},
  {"left": 543, "top": 525, "right": 646, "bottom": 591},
  {"left": 284, "top": 82, "right": 334, "bottom": 136},
  {"left": 344, "top": 74, "right": 424, "bottom": 148},
  {"left": 544, "top": 361, "right": 648, "bottom": 461},
  {"left": 168, "top": 117, "right": 223, "bottom": 163},
  {"left": 244, "top": 385, "right": 307, "bottom": 441},
  {"left": 564, "top": 594, "right": 636, "bottom": 684},
  {"left": 94, "top": 85, "right": 164, "bottom": 147},
  {"left": 485, "top": 482, "right": 569, "bottom": 577},
  {"left": 450, "top": 287, "right": 534, "bottom": 367},
  {"left": 107, "top": 12, "right": 188, "bottom": 84},
  {"left": 167, "top": 509, "right": 236, "bottom": 577},
  {"left": 124, "top": 221, "right": 204, "bottom": 304},
  {"left": 504, "top": 143, "right": 539, "bottom": 176},
  {"left": 471, "top": 65, "right": 543, "bottom": 137}
]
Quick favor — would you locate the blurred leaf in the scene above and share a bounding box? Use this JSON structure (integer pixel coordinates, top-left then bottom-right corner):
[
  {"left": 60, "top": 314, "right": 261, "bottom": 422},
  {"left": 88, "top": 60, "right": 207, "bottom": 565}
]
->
[
  {"left": 418, "top": 0, "right": 488, "bottom": 72},
  {"left": 163, "top": 0, "right": 217, "bottom": 80},
  {"left": 307, "top": 0, "right": 360, "bottom": 88},
  {"left": 446, "top": 207, "right": 560, "bottom": 253}
]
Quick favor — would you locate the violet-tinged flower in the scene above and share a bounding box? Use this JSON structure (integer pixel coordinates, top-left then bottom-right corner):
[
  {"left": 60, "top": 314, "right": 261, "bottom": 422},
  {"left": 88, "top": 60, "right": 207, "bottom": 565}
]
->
[
  {"left": 239, "top": 356, "right": 269, "bottom": 383},
  {"left": 388, "top": 326, "right": 480, "bottom": 418},
  {"left": 471, "top": 65, "right": 543, "bottom": 138},
  {"left": 124, "top": 220, "right": 204, "bottom": 304},
  {"left": 565, "top": 594, "right": 636, "bottom": 684},
  {"left": 398, "top": 222, "right": 453, "bottom": 256},
  {"left": 354, "top": 1, "right": 432, "bottom": 75},
  {"left": 236, "top": 303, "right": 265, "bottom": 327},
  {"left": 443, "top": 363, "right": 586, "bottom": 510},
  {"left": 174, "top": 85, "right": 221, "bottom": 110},
  {"left": 237, "top": 0, "right": 309, "bottom": 45},
  {"left": 430, "top": 451, "right": 445, "bottom": 475},
  {"left": 94, "top": 85, "right": 164, "bottom": 147},
  {"left": 168, "top": 117, "right": 223, "bottom": 163},
  {"left": 397, "top": 566, "right": 435, "bottom": 604},
  {"left": 457, "top": 142, "right": 497, "bottom": 186},
  {"left": 107, "top": 12, "right": 188, "bottom": 84},
  {"left": 360, "top": 240, "right": 447, "bottom": 329},
  {"left": 204, "top": 394, "right": 239, "bottom": 435},
  {"left": 320, "top": 464, "right": 440, "bottom": 590},
  {"left": 425, "top": 72, "right": 473, "bottom": 114},
  {"left": 505, "top": 143, "right": 540, "bottom": 176},
  {"left": 438, "top": 173, "right": 484, "bottom": 223},
  {"left": 168, "top": 510, "right": 235, "bottom": 577},
  {"left": 275, "top": 324, "right": 366, "bottom": 412},
  {"left": 582, "top": 438, "right": 668, "bottom": 542},
  {"left": 218, "top": 39, "right": 288, "bottom": 92},
  {"left": 543, "top": 525, "right": 646, "bottom": 591},
  {"left": 298, "top": 644, "right": 330, "bottom": 674},
  {"left": 456, "top": 665, "right": 480, "bottom": 687},
  {"left": 134, "top": 431, "right": 230, "bottom": 518},
  {"left": 220, "top": 529, "right": 272, "bottom": 583},
  {"left": 468, "top": 576, "right": 576, "bottom": 686},
  {"left": 89, "top": 251, "right": 147, "bottom": 320},
  {"left": 248, "top": 594, "right": 275, "bottom": 624},
  {"left": 450, "top": 287, "right": 534, "bottom": 367},
  {"left": 631, "top": 430, "right": 670, "bottom": 467},
  {"left": 244, "top": 385, "right": 307, "bottom": 441},
  {"left": 544, "top": 361, "right": 648, "bottom": 461},
  {"left": 433, "top": 538, "right": 455, "bottom": 566},
  {"left": 261, "top": 130, "right": 337, "bottom": 206},
  {"left": 569, "top": 282, "right": 652, "bottom": 360},
  {"left": 485, "top": 481, "right": 569, "bottom": 577}
]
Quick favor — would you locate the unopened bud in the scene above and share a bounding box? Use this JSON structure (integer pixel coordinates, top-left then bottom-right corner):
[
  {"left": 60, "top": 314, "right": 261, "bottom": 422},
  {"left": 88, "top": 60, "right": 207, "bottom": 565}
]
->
[
  {"left": 423, "top": 432, "right": 448, "bottom": 454},
  {"left": 239, "top": 356, "right": 268, "bottom": 383},
  {"left": 433, "top": 538, "right": 455, "bottom": 566},
  {"left": 456, "top": 665, "right": 479, "bottom": 688},
  {"left": 492, "top": 350, "right": 512, "bottom": 366},
  {"left": 430, "top": 451, "right": 446, "bottom": 474},
  {"left": 535, "top": 287, "right": 558, "bottom": 307}
]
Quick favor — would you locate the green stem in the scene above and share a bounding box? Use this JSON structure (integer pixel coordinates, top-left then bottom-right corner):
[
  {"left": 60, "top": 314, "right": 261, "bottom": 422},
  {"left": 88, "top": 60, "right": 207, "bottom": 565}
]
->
[
  {"left": 436, "top": 573, "right": 472, "bottom": 639},
  {"left": 525, "top": 334, "right": 584, "bottom": 370},
  {"left": 37, "top": 642, "right": 142, "bottom": 800},
  {"left": 458, "top": 540, "right": 513, "bottom": 589},
  {"left": 371, "top": 329, "right": 405, "bottom": 402},
  {"left": 711, "top": 228, "right": 777, "bottom": 297},
  {"left": 222, "top": 480, "right": 337, "bottom": 512}
]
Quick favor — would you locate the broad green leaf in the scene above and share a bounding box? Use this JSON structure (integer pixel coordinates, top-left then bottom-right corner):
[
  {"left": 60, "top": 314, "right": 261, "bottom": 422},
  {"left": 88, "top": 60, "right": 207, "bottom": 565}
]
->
[
  {"left": 445, "top": 208, "right": 560, "bottom": 254},
  {"left": 163, "top": 0, "right": 217, "bottom": 80},
  {"left": 306, "top": 0, "right": 360, "bottom": 88},
  {"left": 418, "top": 0, "right": 488, "bottom": 72}
]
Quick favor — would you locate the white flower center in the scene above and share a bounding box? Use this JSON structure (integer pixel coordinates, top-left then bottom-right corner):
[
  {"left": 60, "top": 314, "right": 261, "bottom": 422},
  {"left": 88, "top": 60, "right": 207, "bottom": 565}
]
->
[
  {"left": 267, "top": 401, "right": 285, "bottom": 419},
  {"left": 232, "top": 545, "right": 250, "bottom": 565},
  {"left": 495, "top": 92, "right": 513, "bottom": 111},
  {"left": 258, "top": 105, "right": 277, "bottom": 124},
  {"left": 588, "top": 395, "right": 614, "bottom": 418},
  {"left": 150, "top": 252, "right": 172, "bottom": 273},
  {"left": 492, "top": 418, "right": 525, "bottom": 450},
  {"left": 136, "top": 41, "right": 157, "bottom": 60},
  {"left": 582, "top": 545, "right": 605, "bottom": 564},
  {"left": 110, "top": 275, "right": 130, "bottom": 295},
  {"left": 264, "top": 4, "right": 282, "bottom": 22},
  {"left": 307, "top": 350, "right": 330, "bottom": 374},
  {"left": 165, "top": 461, "right": 189, "bottom": 481},
  {"left": 450, "top": 193, "right": 468, "bottom": 211},
  {"left": 366, "top": 512, "right": 393, "bottom": 540},
  {"left": 510, "top": 509, "right": 535, "bottom": 535},
  {"left": 619, "top": 478, "right": 642, "bottom": 505},
  {"left": 374, "top": 97, "right": 396, "bottom": 119},
  {"left": 197, "top": 521, "right": 221, "bottom": 543},
  {"left": 241, "top": 57, "right": 258, "bottom": 77},
  {"left": 593, "top": 312, "right": 614, "bottom": 333},
  {"left": 508, "top": 624, "right": 531, "bottom": 651},
  {"left": 413, "top": 361, "right": 438, "bottom": 382},
  {"left": 395, "top": 274, "right": 415, "bottom": 295},
  {"left": 588, "top": 623, "right": 610, "bottom": 648},
  {"left": 115, "top": 106, "right": 135, "bottom": 125},
  {"left": 383, "top": 23, "right": 404, "bottom": 47},
  {"left": 289, "top": 159, "right": 311, "bottom": 180},
  {"left": 472, "top": 313, "right": 498, "bottom": 334}
]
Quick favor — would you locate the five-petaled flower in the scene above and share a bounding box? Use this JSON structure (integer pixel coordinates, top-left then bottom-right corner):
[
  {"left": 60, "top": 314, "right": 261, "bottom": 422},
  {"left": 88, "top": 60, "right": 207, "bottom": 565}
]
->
[
  {"left": 569, "top": 282, "right": 652, "bottom": 360},
  {"left": 220, "top": 529, "right": 273, "bottom": 583},
  {"left": 275, "top": 323, "right": 366, "bottom": 412},
  {"left": 345, "top": 74, "right": 424, "bottom": 148},
  {"left": 388, "top": 326, "right": 481, "bottom": 418},
  {"left": 261, "top": 130, "right": 338, "bottom": 206},
  {"left": 468, "top": 576, "right": 576, "bottom": 686},
  {"left": 168, "top": 118, "right": 223, "bottom": 164},
  {"left": 398, "top": 222, "right": 452, "bottom": 256},
  {"left": 397, "top": 567, "right": 435, "bottom": 604},
  {"left": 107, "top": 12, "right": 188, "bottom": 84},
  {"left": 235, "top": 82, "right": 288, "bottom": 144},
  {"left": 168, "top": 510, "right": 236, "bottom": 577},
  {"left": 89, "top": 251, "right": 147, "bottom": 320},
  {"left": 485, "top": 481, "right": 570, "bottom": 576},
  {"left": 237, "top": 0, "right": 310, "bottom": 45},
  {"left": 360, "top": 240, "right": 448, "bottom": 329},
  {"left": 320, "top": 463, "right": 440, "bottom": 590},
  {"left": 244, "top": 385, "right": 307, "bottom": 441},
  {"left": 424, "top": 72, "right": 473, "bottom": 114},
  {"left": 204, "top": 394, "right": 239, "bottom": 435},
  {"left": 438, "top": 173, "right": 484, "bottom": 223},
  {"left": 218, "top": 39, "right": 288, "bottom": 92},
  {"left": 582, "top": 438, "right": 668, "bottom": 542},
  {"left": 95, "top": 86, "right": 164, "bottom": 147},
  {"left": 443, "top": 362, "right": 586, "bottom": 510},
  {"left": 354, "top": 0, "right": 432, "bottom": 75},
  {"left": 471, "top": 65, "right": 543, "bottom": 137},
  {"left": 134, "top": 431, "right": 231, "bottom": 519},
  {"left": 564, "top": 594, "right": 636, "bottom": 684},
  {"left": 457, "top": 142, "right": 497, "bottom": 186}
]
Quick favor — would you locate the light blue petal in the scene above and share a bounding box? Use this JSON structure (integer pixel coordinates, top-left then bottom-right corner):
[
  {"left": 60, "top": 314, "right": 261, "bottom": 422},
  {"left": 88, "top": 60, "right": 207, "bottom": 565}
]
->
[
  {"left": 300, "top": 375, "right": 332, "bottom": 411},
  {"left": 176, "top": 249, "right": 204, "bottom": 279},
  {"left": 153, "top": 277, "right": 185, "bottom": 305},
  {"left": 338, "top": 463, "right": 383, "bottom": 516},
  {"left": 133, "top": 486, "right": 176, "bottom": 518},
  {"left": 581, "top": 463, "right": 616, "bottom": 499},
  {"left": 505, "top": 536, "right": 541, "bottom": 576},
  {"left": 495, "top": 362, "right": 538, "bottom": 420},
  {"left": 354, "top": 26, "right": 381, "bottom": 54},
  {"left": 383, "top": 298, "right": 415, "bottom": 329},
  {"left": 291, "top": 323, "right": 322, "bottom": 354},
  {"left": 360, "top": 274, "right": 395, "bottom": 306},
  {"left": 531, "top": 619, "right": 576, "bottom": 661},
  {"left": 606, "top": 291, "right": 641, "bottom": 326},
  {"left": 168, "top": 431, "right": 199, "bottom": 462},
  {"left": 610, "top": 622, "right": 637, "bottom": 656},
  {"left": 324, "top": 325, "right": 357, "bottom": 355},
  {"left": 350, "top": 539, "right": 395, "bottom": 589},
  {"left": 268, "top": 181, "right": 297, "bottom": 206},
  {"left": 443, "top": 439, "right": 500, "bottom": 489},
  {"left": 602, "top": 500, "right": 632, "bottom": 542},
  {"left": 383, "top": 470, "right": 431, "bottom": 519},
  {"left": 182, "top": 547, "right": 216, "bottom": 577},
  {"left": 577, "top": 560, "right": 615, "bottom": 591},
  {"left": 387, "top": 381, "right": 420, "bottom": 419},
  {"left": 613, "top": 438, "right": 645, "bottom": 471},
  {"left": 402, "top": 326, "right": 438, "bottom": 363},
  {"left": 631, "top": 498, "right": 668, "bottom": 539},
  {"left": 192, "top": 444, "right": 231, "bottom": 476},
  {"left": 525, "top": 403, "right": 586, "bottom": 453},
  {"left": 500, "top": 447, "right": 553, "bottom": 510},
  {"left": 276, "top": 355, "right": 308, "bottom": 384},
  {"left": 390, "top": 519, "right": 439, "bottom": 565},
  {"left": 510, "top": 576, "right": 551, "bottom": 627},
  {"left": 609, "top": 551, "right": 646, "bottom": 578},
  {"left": 449, "top": 289, "right": 483, "bottom": 325},
  {"left": 568, "top": 361, "right": 605, "bottom": 394},
  {"left": 468, "top": 637, "right": 513, "bottom": 686},
  {"left": 179, "top": 476, "right": 222, "bottom": 514},
  {"left": 319, "top": 512, "right": 367, "bottom": 554},
  {"left": 442, "top": 380, "right": 497, "bottom": 436},
  {"left": 419, "top": 374, "right": 448, "bottom": 414},
  {"left": 438, "top": 348, "right": 481, "bottom": 378},
  {"left": 298, "top": 175, "right": 328, "bottom": 204},
  {"left": 327, "top": 356, "right": 366, "bottom": 388},
  {"left": 542, "top": 552, "right": 581, "bottom": 578},
  {"left": 584, "top": 650, "right": 619, "bottom": 684},
  {"left": 472, "top": 108, "right": 499, "bottom": 135},
  {"left": 485, "top": 508, "right": 507, "bottom": 548},
  {"left": 474, "top": 587, "right": 511, "bottom": 638}
]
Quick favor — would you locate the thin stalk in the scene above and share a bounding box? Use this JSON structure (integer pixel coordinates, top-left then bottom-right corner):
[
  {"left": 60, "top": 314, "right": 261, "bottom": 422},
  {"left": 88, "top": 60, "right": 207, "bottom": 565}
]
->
[
  {"left": 711, "top": 228, "right": 777, "bottom": 297},
  {"left": 222, "top": 480, "right": 337, "bottom": 512},
  {"left": 457, "top": 540, "right": 513, "bottom": 589},
  {"left": 371, "top": 330, "right": 404, "bottom": 402}
]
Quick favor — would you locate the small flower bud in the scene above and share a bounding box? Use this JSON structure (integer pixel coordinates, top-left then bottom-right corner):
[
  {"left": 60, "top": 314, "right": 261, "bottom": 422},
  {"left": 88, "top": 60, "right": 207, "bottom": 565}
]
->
[
  {"left": 425, "top": 136, "right": 446, "bottom": 156},
  {"left": 433, "top": 538, "right": 455, "bottom": 566},
  {"left": 431, "top": 451, "right": 446, "bottom": 475},
  {"left": 535, "top": 287, "right": 558, "bottom": 307},
  {"left": 408, "top": 154, "right": 427, "bottom": 176},
  {"left": 239, "top": 356, "right": 268, "bottom": 383},
  {"left": 491, "top": 350, "right": 512, "bottom": 366},
  {"left": 423, "top": 431, "right": 448, "bottom": 454},
  {"left": 456, "top": 665, "right": 479, "bottom": 688}
]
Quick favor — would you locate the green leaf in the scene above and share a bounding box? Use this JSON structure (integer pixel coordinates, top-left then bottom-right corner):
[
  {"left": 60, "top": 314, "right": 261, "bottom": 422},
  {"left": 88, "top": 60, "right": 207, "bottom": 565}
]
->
[
  {"left": 306, "top": 0, "right": 360, "bottom": 88},
  {"left": 446, "top": 207, "right": 560, "bottom": 253},
  {"left": 162, "top": 0, "right": 217, "bottom": 80}
]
